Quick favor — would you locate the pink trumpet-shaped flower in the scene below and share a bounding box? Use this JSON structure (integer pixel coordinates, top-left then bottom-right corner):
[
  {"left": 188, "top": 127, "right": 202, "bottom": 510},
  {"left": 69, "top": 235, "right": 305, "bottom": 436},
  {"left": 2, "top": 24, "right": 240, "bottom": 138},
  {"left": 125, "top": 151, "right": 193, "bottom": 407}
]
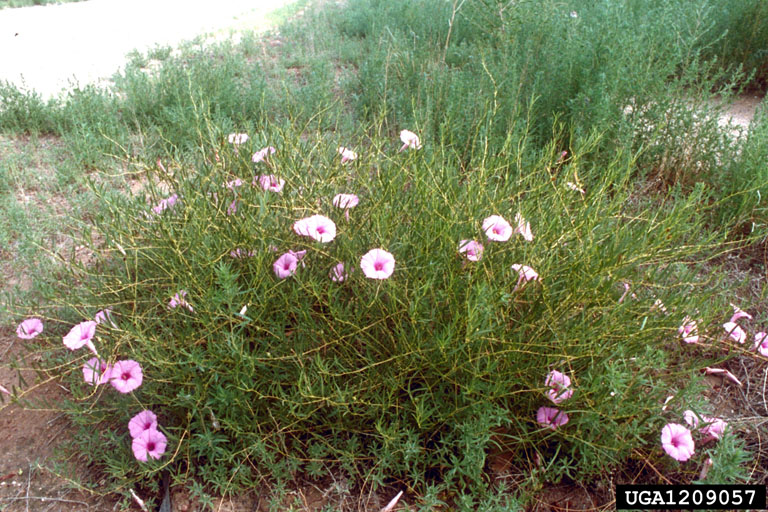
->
[
  {"left": 228, "top": 133, "right": 249, "bottom": 145},
  {"left": 755, "top": 332, "right": 768, "bottom": 356},
  {"left": 723, "top": 322, "right": 747, "bottom": 344},
  {"left": 274, "top": 252, "right": 299, "bottom": 279},
  {"left": 683, "top": 410, "right": 700, "bottom": 429},
  {"left": 289, "top": 249, "right": 307, "bottom": 263},
  {"left": 678, "top": 316, "right": 699, "bottom": 344},
  {"left": 729, "top": 304, "right": 752, "bottom": 324},
  {"left": 458, "top": 240, "right": 484, "bottom": 262},
  {"left": 293, "top": 215, "right": 336, "bottom": 243},
  {"left": 230, "top": 248, "right": 256, "bottom": 259},
  {"left": 360, "top": 249, "right": 395, "bottom": 280},
  {"left": 94, "top": 309, "right": 117, "bottom": 328},
  {"left": 151, "top": 194, "right": 179, "bottom": 215},
  {"left": 338, "top": 146, "right": 358, "bottom": 163},
  {"left": 252, "top": 146, "right": 276, "bottom": 163},
  {"left": 511, "top": 264, "right": 539, "bottom": 291},
  {"left": 536, "top": 406, "right": 569, "bottom": 430},
  {"left": 132, "top": 428, "right": 167, "bottom": 462},
  {"left": 699, "top": 416, "right": 728, "bottom": 443},
  {"left": 399, "top": 130, "right": 422, "bottom": 152},
  {"left": 684, "top": 410, "right": 727, "bottom": 442},
  {"left": 255, "top": 174, "right": 284, "bottom": 193},
  {"left": 700, "top": 417, "right": 728, "bottom": 442},
  {"left": 330, "top": 262, "right": 347, "bottom": 282},
  {"left": 83, "top": 357, "right": 112, "bottom": 386},
  {"left": 63, "top": 320, "right": 98, "bottom": 355},
  {"left": 545, "top": 370, "right": 573, "bottom": 404},
  {"left": 333, "top": 193, "right": 359, "bottom": 220},
  {"left": 661, "top": 423, "right": 695, "bottom": 462},
  {"left": 109, "top": 359, "right": 143, "bottom": 393},
  {"left": 482, "top": 215, "right": 513, "bottom": 242},
  {"left": 514, "top": 213, "right": 533, "bottom": 241},
  {"left": 333, "top": 193, "right": 359, "bottom": 209},
  {"left": 225, "top": 178, "right": 244, "bottom": 190},
  {"left": 129, "top": 410, "right": 159, "bottom": 439},
  {"left": 16, "top": 318, "right": 43, "bottom": 339},
  {"left": 227, "top": 199, "right": 238, "bottom": 216},
  {"left": 169, "top": 290, "right": 194, "bottom": 312}
]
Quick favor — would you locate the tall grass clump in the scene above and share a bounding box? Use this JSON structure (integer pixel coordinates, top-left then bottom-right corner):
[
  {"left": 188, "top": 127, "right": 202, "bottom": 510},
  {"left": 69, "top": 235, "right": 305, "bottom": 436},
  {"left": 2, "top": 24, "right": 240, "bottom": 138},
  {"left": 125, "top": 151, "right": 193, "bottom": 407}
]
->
[{"left": 26, "top": 113, "right": 751, "bottom": 508}]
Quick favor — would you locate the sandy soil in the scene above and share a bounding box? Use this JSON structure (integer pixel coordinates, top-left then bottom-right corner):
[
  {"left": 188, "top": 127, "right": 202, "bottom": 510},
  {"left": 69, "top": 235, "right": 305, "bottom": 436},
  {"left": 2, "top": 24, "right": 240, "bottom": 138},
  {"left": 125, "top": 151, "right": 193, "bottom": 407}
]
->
[{"left": 0, "top": 0, "right": 296, "bottom": 99}]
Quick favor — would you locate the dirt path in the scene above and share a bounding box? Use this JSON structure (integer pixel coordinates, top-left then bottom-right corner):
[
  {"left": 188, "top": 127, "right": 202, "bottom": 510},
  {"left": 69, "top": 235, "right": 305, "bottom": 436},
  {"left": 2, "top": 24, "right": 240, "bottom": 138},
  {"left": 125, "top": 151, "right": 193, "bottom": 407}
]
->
[{"left": 0, "top": 0, "right": 297, "bottom": 99}]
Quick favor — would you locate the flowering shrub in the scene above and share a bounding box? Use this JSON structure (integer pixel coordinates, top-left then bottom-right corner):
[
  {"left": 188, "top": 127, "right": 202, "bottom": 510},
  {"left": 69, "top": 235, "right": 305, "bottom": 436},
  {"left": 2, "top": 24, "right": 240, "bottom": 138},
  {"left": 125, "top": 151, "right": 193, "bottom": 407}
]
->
[{"left": 19, "top": 123, "right": 751, "bottom": 500}]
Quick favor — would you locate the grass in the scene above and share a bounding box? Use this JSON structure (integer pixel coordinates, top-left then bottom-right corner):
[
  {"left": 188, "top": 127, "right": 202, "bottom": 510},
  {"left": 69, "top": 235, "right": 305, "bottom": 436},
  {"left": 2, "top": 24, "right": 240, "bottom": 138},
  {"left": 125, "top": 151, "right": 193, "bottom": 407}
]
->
[
  {"left": 1, "top": 0, "right": 768, "bottom": 509},
  {"left": 0, "top": 0, "right": 85, "bottom": 8}
]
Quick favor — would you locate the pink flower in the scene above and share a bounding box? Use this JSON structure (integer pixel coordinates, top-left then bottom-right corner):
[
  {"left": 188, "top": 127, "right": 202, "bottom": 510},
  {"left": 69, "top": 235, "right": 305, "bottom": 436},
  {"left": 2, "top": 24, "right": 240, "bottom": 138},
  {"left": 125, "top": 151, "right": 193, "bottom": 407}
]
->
[
  {"left": 230, "top": 248, "right": 256, "bottom": 259},
  {"left": 458, "top": 240, "right": 484, "bottom": 262},
  {"left": 678, "top": 316, "right": 699, "bottom": 344},
  {"left": 168, "top": 290, "right": 194, "bottom": 312},
  {"left": 333, "top": 193, "right": 359, "bottom": 220},
  {"left": 511, "top": 264, "right": 539, "bottom": 291},
  {"left": 754, "top": 332, "right": 768, "bottom": 356},
  {"left": 289, "top": 249, "right": 307, "bottom": 262},
  {"left": 330, "top": 262, "right": 347, "bottom": 282},
  {"left": 399, "top": 130, "right": 422, "bottom": 152},
  {"left": 683, "top": 410, "right": 700, "bottom": 429},
  {"left": 704, "top": 366, "right": 743, "bottom": 386},
  {"left": 360, "top": 249, "right": 395, "bottom": 280},
  {"left": 132, "top": 428, "right": 167, "bottom": 462},
  {"left": 225, "top": 178, "right": 244, "bottom": 190},
  {"left": 333, "top": 193, "right": 359, "bottom": 209},
  {"left": 255, "top": 174, "right": 284, "bottom": 192},
  {"left": 83, "top": 357, "right": 112, "bottom": 386},
  {"left": 536, "top": 406, "right": 569, "bottom": 430},
  {"left": 723, "top": 322, "right": 746, "bottom": 344},
  {"left": 514, "top": 213, "right": 533, "bottom": 242},
  {"left": 128, "top": 410, "right": 158, "bottom": 439},
  {"left": 151, "top": 194, "right": 179, "bottom": 215},
  {"left": 63, "top": 320, "right": 98, "bottom": 354},
  {"left": 729, "top": 304, "right": 752, "bottom": 324},
  {"left": 545, "top": 370, "right": 573, "bottom": 404},
  {"left": 661, "top": 423, "right": 695, "bottom": 462},
  {"left": 274, "top": 252, "right": 299, "bottom": 279},
  {"left": 16, "top": 318, "right": 43, "bottom": 339},
  {"left": 700, "top": 417, "right": 727, "bottom": 442},
  {"left": 338, "top": 146, "right": 358, "bottom": 163},
  {"left": 94, "top": 309, "right": 117, "bottom": 328},
  {"left": 228, "top": 133, "right": 249, "bottom": 145},
  {"left": 252, "top": 146, "right": 276, "bottom": 163},
  {"left": 482, "top": 215, "right": 513, "bottom": 242},
  {"left": 683, "top": 411, "right": 728, "bottom": 442},
  {"left": 109, "top": 359, "right": 143, "bottom": 394},
  {"left": 293, "top": 215, "right": 336, "bottom": 243},
  {"left": 227, "top": 199, "right": 238, "bottom": 216}
]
